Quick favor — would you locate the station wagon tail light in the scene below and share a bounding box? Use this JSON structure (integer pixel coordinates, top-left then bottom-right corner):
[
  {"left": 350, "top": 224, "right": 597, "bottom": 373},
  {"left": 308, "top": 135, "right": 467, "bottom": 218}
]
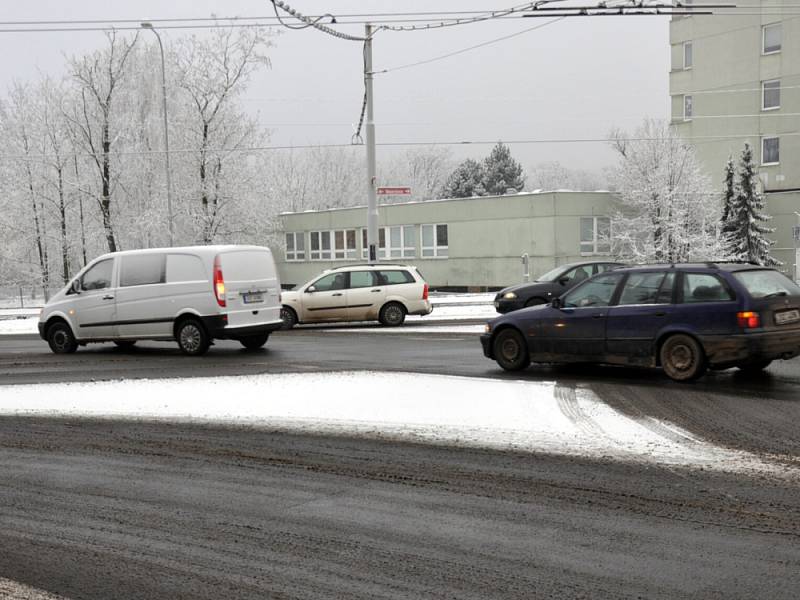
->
[
  {"left": 422, "top": 283, "right": 429, "bottom": 300},
  {"left": 737, "top": 311, "right": 760, "bottom": 329},
  {"left": 213, "top": 255, "right": 226, "bottom": 307}
]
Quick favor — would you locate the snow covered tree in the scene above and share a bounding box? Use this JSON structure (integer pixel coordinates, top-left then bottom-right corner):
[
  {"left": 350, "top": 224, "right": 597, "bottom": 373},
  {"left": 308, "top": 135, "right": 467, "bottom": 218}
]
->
[
  {"left": 727, "top": 143, "right": 780, "bottom": 266},
  {"left": 528, "top": 160, "right": 606, "bottom": 191},
  {"left": 483, "top": 142, "right": 525, "bottom": 195},
  {"left": 439, "top": 158, "right": 486, "bottom": 199},
  {"left": 608, "top": 119, "right": 724, "bottom": 263},
  {"left": 378, "top": 147, "right": 453, "bottom": 202},
  {"left": 720, "top": 155, "right": 736, "bottom": 238}
]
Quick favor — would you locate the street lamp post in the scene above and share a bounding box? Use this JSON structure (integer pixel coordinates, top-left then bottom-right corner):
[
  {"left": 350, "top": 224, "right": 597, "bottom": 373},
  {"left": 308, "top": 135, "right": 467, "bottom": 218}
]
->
[
  {"left": 794, "top": 211, "right": 800, "bottom": 283},
  {"left": 141, "top": 22, "right": 174, "bottom": 246}
]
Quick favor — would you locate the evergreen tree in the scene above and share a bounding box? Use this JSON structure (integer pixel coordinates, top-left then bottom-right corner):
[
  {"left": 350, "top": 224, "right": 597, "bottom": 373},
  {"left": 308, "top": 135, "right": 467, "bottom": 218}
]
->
[
  {"left": 439, "top": 158, "right": 486, "bottom": 199},
  {"left": 482, "top": 142, "right": 525, "bottom": 195},
  {"left": 729, "top": 143, "right": 780, "bottom": 266},
  {"left": 720, "top": 155, "right": 737, "bottom": 257}
]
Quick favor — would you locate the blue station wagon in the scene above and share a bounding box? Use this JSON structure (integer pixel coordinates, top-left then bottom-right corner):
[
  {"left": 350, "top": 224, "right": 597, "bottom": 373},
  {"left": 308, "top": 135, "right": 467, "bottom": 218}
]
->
[{"left": 481, "top": 263, "right": 800, "bottom": 381}]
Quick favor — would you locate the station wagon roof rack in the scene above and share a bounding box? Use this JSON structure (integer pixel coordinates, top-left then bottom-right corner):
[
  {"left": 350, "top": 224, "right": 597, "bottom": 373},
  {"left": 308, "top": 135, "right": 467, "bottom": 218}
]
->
[{"left": 330, "top": 263, "right": 410, "bottom": 269}]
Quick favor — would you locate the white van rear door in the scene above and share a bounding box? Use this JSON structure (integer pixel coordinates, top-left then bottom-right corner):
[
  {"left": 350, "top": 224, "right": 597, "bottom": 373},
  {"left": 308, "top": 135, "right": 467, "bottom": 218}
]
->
[{"left": 219, "top": 249, "right": 281, "bottom": 328}]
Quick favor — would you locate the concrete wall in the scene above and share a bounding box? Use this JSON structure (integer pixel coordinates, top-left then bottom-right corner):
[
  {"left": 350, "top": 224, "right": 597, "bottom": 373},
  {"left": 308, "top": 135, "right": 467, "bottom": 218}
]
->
[{"left": 276, "top": 192, "right": 615, "bottom": 289}]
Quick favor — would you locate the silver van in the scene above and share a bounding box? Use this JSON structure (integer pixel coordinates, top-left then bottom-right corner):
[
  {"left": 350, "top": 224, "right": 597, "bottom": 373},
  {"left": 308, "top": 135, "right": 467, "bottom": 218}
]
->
[{"left": 38, "top": 245, "right": 283, "bottom": 355}]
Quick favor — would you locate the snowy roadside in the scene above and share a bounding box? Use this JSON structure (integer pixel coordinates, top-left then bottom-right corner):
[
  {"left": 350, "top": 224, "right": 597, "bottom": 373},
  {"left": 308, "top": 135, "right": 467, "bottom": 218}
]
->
[
  {"left": 0, "top": 371, "right": 791, "bottom": 478},
  {"left": 0, "top": 294, "right": 499, "bottom": 336}
]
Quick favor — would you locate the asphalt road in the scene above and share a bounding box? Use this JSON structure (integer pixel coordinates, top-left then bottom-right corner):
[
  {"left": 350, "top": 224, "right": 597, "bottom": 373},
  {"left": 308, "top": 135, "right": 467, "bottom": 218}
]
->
[{"left": 1, "top": 328, "right": 800, "bottom": 599}]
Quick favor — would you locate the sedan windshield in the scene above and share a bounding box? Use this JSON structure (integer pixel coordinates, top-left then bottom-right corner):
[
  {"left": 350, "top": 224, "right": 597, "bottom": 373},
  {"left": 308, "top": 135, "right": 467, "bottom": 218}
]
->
[{"left": 734, "top": 270, "right": 800, "bottom": 299}]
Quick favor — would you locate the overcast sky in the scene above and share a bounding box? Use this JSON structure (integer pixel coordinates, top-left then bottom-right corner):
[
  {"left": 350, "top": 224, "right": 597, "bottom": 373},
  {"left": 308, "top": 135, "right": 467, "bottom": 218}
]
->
[{"left": 0, "top": 1, "right": 670, "bottom": 174}]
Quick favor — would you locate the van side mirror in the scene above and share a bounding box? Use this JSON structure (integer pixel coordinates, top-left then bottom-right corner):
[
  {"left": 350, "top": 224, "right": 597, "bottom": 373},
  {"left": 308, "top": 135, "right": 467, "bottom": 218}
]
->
[
  {"left": 306, "top": 285, "right": 316, "bottom": 294},
  {"left": 69, "top": 279, "right": 82, "bottom": 295}
]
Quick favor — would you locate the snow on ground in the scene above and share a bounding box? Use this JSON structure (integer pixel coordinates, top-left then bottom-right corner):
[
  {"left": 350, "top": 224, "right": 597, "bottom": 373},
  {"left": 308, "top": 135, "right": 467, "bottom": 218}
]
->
[
  {"left": 0, "top": 371, "right": 789, "bottom": 477},
  {"left": 0, "top": 317, "right": 40, "bottom": 335}
]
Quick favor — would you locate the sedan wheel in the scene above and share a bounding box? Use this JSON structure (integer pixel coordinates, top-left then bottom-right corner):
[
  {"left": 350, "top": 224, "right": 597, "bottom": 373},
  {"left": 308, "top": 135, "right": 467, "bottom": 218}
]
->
[
  {"left": 660, "top": 334, "right": 706, "bottom": 381},
  {"left": 493, "top": 328, "right": 530, "bottom": 371}
]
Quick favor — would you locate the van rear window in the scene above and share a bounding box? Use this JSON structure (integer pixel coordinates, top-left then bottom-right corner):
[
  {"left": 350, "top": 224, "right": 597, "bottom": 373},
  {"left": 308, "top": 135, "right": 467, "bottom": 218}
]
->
[
  {"left": 220, "top": 251, "right": 273, "bottom": 281},
  {"left": 733, "top": 270, "right": 800, "bottom": 299}
]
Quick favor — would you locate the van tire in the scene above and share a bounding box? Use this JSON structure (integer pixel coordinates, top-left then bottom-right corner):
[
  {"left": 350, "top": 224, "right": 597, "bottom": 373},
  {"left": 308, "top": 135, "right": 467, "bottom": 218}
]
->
[
  {"left": 176, "top": 319, "right": 210, "bottom": 356},
  {"left": 114, "top": 340, "right": 137, "bottom": 349},
  {"left": 379, "top": 302, "right": 406, "bottom": 327},
  {"left": 240, "top": 333, "right": 269, "bottom": 350},
  {"left": 660, "top": 334, "right": 706, "bottom": 381},
  {"left": 47, "top": 321, "right": 78, "bottom": 354},
  {"left": 280, "top": 306, "right": 298, "bottom": 330}
]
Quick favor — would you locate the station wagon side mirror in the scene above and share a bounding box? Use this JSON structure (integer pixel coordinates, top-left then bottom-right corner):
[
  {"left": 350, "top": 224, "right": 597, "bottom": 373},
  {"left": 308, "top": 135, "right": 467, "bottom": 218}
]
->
[{"left": 306, "top": 285, "right": 316, "bottom": 293}]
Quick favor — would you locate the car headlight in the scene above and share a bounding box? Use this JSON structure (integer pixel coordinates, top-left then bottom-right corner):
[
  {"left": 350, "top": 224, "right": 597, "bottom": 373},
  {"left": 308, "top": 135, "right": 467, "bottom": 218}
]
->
[
  {"left": 484, "top": 323, "right": 492, "bottom": 333},
  {"left": 502, "top": 292, "right": 517, "bottom": 300}
]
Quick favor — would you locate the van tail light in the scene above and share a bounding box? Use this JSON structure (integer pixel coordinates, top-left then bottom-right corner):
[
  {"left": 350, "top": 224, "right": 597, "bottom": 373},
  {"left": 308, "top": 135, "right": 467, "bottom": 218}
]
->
[
  {"left": 422, "top": 283, "right": 429, "bottom": 301},
  {"left": 737, "top": 311, "right": 760, "bottom": 329},
  {"left": 213, "top": 255, "right": 226, "bottom": 307}
]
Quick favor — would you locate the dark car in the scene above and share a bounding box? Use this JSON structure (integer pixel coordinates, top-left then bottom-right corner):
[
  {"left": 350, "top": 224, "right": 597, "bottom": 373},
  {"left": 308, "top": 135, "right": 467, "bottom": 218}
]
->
[
  {"left": 481, "top": 262, "right": 800, "bottom": 381},
  {"left": 494, "top": 261, "right": 624, "bottom": 313}
]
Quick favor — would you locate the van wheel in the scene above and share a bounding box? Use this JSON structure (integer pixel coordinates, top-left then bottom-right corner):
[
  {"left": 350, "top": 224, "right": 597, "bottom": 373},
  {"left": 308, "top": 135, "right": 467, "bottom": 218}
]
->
[
  {"left": 493, "top": 328, "right": 530, "bottom": 371},
  {"left": 176, "top": 319, "right": 210, "bottom": 356},
  {"left": 280, "top": 306, "right": 298, "bottom": 330},
  {"left": 379, "top": 302, "right": 406, "bottom": 327},
  {"left": 47, "top": 322, "right": 78, "bottom": 354},
  {"left": 660, "top": 334, "right": 706, "bottom": 381},
  {"left": 114, "top": 340, "right": 137, "bottom": 349},
  {"left": 240, "top": 334, "right": 269, "bottom": 350}
]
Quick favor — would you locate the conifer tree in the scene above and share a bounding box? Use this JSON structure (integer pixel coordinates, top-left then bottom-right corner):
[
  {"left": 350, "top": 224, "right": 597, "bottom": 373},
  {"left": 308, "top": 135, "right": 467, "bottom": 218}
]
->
[
  {"left": 729, "top": 143, "right": 780, "bottom": 266},
  {"left": 482, "top": 142, "right": 525, "bottom": 195},
  {"left": 439, "top": 158, "right": 486, "bottom": 199}
]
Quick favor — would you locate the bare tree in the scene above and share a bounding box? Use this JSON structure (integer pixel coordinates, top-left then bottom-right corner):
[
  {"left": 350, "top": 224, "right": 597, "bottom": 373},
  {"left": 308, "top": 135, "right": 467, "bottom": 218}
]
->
[
  {"left": 175, "top": 27, "right": 272, "bottom": 243},
  {"left": 68, "top": 31, "right": 139, "bottom": 253}
]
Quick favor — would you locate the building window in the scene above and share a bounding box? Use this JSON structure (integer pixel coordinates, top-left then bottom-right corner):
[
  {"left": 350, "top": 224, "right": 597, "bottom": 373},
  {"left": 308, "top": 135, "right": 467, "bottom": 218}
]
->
[
  {"left": 333, "top": 229, "right": 357, "bottom": 260},
  {"left": 763, "top": 23, "right": 781, "bottom": 54},
  {"left": 421, "top": 224, "right": 448, "bottom": 258},
  {"left": 683, "top": 95, "right": 693, "bottom": 120},
  {"left": 285, "top": 232, "right": 305, "bottom": 261},
  {"left": 580, "top": 216, "right": 612, "bottom": 255},
  {"left": 762, "top": 79, "right": 780, "bottom": 110},
  {"left": 762, "top": 137, "right": 780, "bottom": 165},
  {"left": 361, "top": 228, "right": 387, "bottom": 259},
  {"left": 310, "top": 231, "right": 332, "bottom": 260},
  {"left": 388, "top": 225, "right": 416, "bottom": 258},
  {"left": 683, "top": 42, "right": 693, "bottom": 69}
]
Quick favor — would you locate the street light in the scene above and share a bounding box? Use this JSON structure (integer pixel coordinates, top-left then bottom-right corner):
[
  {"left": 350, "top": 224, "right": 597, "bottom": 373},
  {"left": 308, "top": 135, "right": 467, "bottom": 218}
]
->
[
  {"left": 794, "top": 211, "right": 800, "bottom": 283},
  {"left": 141, "top": 22, "right": 174, "bottom": 246}
]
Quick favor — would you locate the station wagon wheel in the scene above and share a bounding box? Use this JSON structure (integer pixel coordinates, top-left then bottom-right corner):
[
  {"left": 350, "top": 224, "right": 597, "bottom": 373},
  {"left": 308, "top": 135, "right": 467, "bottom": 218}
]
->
[
  {"left": 379, "top": 302, "right": 406, "bottom": 327},
  {"left": 493, "top": 328, "right": 530, "bottom": 371},
  {"left": 280, "top": 306, "right": 298, "bottom": 330},
  {"left": 176, "top": 319, "right": 210, "bottom": 356},
  {"left": 240, "top": 333, "right": 269, "bottom": 350},
  {"left": 660, "top": 334, "right": 706, "bottom": 382},
  {"left": 46, "top": 322, "right": 78, "bottom": 354}
]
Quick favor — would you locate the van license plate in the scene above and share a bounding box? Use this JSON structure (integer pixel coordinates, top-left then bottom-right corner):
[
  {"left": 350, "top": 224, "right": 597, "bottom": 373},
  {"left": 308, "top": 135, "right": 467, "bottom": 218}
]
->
[
  {"left": 243, "top": 293, "right": 264, "bottom": 304},
  {"left": 775, "top": 309, "right": 800, "bottom": 325}
]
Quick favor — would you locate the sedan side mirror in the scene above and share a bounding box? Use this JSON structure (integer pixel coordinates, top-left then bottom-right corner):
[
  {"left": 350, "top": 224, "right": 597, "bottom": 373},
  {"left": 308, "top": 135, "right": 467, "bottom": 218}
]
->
[
  {"left": 551, "top": 297, "right": 562, "bottom": 309},
  {"left": 558, "top": 276, "right": 570, "bottom": 286},
  {"left": 306, "top": 285, "right": 317, "bottom": 293}
]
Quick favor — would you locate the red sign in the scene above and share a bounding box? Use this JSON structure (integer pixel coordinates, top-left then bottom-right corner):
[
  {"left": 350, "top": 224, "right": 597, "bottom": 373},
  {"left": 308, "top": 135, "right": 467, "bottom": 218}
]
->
[{"left": 377, "top": 186, "right": 412, "bottom": 196}]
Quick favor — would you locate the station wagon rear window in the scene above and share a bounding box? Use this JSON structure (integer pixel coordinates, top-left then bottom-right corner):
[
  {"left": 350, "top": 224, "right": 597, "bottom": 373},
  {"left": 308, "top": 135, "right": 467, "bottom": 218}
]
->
[
  {"left": 378, "top": 270, "right": 414, "bottom": 285},
  {"left": 734, "top": 270, "right": 800, "bottom": 299}
]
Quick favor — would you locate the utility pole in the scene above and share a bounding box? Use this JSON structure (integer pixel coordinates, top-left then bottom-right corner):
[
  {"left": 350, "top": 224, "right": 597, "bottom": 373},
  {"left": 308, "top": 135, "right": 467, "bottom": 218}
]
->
[{"left": 364, "top": 23, "right": 378, "bottom": 264}]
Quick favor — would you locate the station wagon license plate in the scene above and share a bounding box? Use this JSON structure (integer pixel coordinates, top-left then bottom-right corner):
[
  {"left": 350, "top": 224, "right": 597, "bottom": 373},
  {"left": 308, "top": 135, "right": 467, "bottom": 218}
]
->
[
  {"left": 774, "top": 309, "right": 800, "bottom": 325},
  {"left": 242, "top": 292, "right": 264, "bottom": 304}
]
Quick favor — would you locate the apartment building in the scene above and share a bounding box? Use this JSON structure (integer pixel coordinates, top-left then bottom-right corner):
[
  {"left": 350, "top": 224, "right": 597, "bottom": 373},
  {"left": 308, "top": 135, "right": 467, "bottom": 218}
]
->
[{"left": 670, "top": 6, "right": 800, "bottom": 276}]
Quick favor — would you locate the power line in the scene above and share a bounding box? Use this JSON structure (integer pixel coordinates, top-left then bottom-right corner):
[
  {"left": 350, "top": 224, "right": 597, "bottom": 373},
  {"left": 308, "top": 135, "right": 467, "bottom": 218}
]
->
[{"left": 3, "top": 133, "right": 800, "bottom": 161}]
